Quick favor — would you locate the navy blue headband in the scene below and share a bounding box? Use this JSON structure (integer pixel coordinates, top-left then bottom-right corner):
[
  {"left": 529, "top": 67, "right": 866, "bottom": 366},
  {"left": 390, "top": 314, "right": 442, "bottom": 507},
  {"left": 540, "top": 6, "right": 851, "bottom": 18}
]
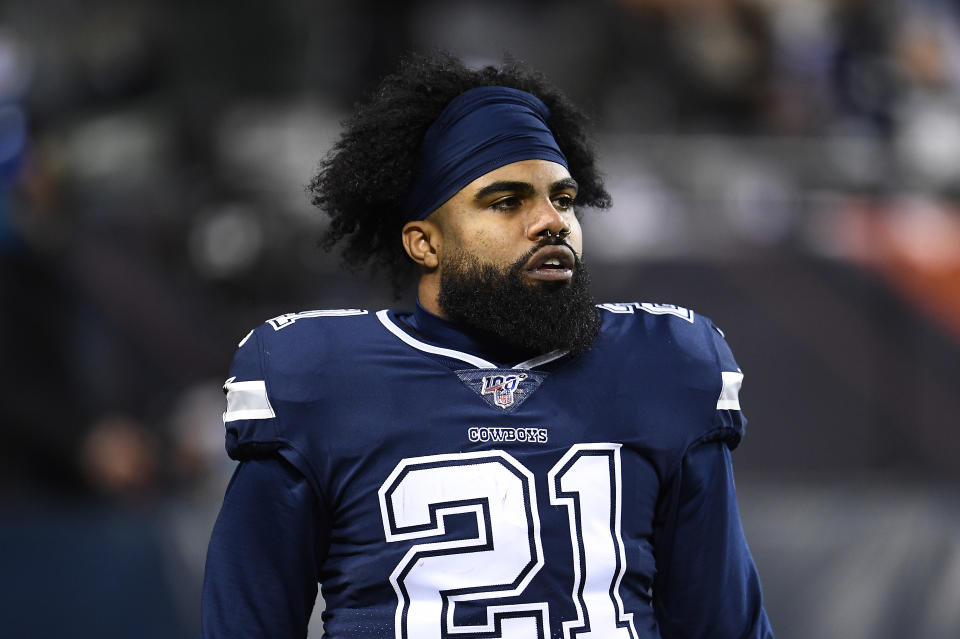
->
[{"left": 401, "top": 86, "right": 569, "bottom": 222}]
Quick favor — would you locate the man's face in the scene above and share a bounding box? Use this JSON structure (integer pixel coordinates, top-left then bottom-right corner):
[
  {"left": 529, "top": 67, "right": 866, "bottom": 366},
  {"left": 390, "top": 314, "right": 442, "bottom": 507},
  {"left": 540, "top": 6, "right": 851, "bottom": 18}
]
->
[
  {"left": 430, "top": 159, "right": 599, "bottom": 356},
  {"left": 433, "top": 159, "right": 583, "bottom": 280}
]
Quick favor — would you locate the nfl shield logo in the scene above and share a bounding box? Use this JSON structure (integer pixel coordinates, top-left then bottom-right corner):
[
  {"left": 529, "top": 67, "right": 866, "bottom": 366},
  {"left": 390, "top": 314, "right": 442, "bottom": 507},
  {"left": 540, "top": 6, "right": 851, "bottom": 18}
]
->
[
  {"left": 456, "top": 368, "right": 546, "bottom": 412},
  {"left": 481, "top": 373, "right": 528, "bottom": 409}
]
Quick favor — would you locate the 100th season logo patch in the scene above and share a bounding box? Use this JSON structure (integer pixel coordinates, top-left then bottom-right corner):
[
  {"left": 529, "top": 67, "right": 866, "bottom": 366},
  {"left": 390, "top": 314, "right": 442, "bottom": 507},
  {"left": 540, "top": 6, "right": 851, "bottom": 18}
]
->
[
  {"left": 456, "top": 369, "right": 546, "bottom": 411},
  {"left": 481, "top": 373, "right": 527, "bottom": 409}
]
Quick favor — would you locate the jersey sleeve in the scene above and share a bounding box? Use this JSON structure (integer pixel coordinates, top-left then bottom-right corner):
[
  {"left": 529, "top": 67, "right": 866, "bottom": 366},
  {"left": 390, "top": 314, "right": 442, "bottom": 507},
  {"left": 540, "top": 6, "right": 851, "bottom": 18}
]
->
[
  {"left": 202, "top": 457, "right": 328, "bottom": 639},
  {"left": 221, "top": 327, "right": 322, "bottom": 495},
  {"left": 652, "top": 441, "right": 774, "bottom": 639},
  {"left": 704, "top": 318, "right": 748, "bottom": 450},
  {"left": 222, "top": 328, "right": 281, "bottom": 458}
]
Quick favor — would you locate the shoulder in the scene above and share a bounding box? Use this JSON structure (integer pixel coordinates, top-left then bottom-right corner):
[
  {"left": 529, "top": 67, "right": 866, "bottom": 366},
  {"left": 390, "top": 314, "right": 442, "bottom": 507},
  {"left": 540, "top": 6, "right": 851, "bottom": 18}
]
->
[
  {"left": 234, "top": 308, "right": 376, "bottom": 372},
  {"left": 221, "top": 308, "right": 378, "bottom": 479},
  {"left": 596, "top": 302, "right": 732, "bottom": 365},
  {"left": 224, "top": 308, "right": 377, "bottom": 415},
  {"left": 594, "top": 301, "right": 746, "bottom": 447},
  {"left": 254, "top": 307, "right": 375, "bottom": 344}
]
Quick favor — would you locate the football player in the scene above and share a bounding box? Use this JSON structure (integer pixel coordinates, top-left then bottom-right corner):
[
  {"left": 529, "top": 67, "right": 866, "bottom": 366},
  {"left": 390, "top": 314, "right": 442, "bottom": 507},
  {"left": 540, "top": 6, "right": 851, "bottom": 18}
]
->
[{"left": 202, "top": 51, "right": 774, "bottom": 639}]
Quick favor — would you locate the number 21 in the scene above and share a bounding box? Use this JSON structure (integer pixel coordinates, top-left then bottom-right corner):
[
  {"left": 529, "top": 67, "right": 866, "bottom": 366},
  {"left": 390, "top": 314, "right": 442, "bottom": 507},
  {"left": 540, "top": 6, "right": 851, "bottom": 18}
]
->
[{"left": 378, "top": 443, "right": 638, "bottom": 639}]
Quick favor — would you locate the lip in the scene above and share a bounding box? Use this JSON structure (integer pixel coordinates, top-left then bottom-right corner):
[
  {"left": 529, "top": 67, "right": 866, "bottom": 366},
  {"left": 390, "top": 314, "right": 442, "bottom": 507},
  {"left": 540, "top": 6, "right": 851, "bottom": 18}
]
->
[{"left": 523, "top": 245, "right": 576, "bottom": 282}]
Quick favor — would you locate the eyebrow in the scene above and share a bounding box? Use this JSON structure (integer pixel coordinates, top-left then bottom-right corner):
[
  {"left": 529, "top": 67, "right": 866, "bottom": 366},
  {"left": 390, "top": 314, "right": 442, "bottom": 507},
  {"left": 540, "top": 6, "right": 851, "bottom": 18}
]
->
[{"left": 472, "top": 178, "right": 579, "bottom": 203}]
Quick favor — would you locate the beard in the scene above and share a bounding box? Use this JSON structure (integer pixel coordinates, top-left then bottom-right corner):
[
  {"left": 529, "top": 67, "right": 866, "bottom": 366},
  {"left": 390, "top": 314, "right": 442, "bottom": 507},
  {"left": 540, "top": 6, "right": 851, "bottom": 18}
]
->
[{"left": 436, "top": 240, "right": 601, "bottom": 358}]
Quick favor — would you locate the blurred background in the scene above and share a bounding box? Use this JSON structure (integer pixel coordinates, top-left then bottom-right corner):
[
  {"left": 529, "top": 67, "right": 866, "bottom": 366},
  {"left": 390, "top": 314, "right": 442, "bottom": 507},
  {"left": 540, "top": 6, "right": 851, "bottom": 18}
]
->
[{"left": 1, "top": 0, "right": 959, "bottom": 637}]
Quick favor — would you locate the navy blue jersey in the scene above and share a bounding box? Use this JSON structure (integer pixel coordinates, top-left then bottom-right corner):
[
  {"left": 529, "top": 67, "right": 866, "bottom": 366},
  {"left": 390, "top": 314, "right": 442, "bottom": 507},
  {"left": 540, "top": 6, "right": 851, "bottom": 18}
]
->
[{"left": 202, "top": 303, "right": 773, "bottom": 639}]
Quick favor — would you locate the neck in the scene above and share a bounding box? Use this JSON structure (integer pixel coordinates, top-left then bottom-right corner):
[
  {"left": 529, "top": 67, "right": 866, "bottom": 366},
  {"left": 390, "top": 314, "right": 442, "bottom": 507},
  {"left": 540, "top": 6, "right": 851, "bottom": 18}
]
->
[{"left": 417, "top": 273, "right": 445, "bottom": 318}]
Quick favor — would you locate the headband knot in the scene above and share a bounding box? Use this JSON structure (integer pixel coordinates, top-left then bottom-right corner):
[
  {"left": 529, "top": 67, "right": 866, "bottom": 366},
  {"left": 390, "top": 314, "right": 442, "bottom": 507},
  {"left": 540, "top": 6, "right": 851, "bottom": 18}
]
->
[{"left": 401, "top": 86, "right": 569, "bottom": 222}]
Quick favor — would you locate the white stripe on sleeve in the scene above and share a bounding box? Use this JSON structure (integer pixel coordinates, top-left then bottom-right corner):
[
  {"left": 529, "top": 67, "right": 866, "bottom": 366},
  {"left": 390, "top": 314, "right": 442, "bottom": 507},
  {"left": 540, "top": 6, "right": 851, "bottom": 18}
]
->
[
  {"left": 223, "top": 379, "right": 276, "bottom": 422},
  {"left": 716, "top": 371, "right": 744, "bottom": 411}
]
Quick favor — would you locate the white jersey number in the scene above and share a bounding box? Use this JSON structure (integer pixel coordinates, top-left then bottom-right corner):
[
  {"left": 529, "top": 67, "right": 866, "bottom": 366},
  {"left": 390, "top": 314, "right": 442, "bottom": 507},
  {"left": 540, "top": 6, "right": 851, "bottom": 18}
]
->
[{"left": 378, "top": 444, "right": 637, "bottom": 639}]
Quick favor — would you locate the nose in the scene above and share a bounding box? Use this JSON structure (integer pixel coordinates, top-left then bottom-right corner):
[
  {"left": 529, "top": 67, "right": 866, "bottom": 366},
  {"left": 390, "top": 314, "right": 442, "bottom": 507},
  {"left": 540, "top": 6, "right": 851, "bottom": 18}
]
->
[{"left": 526, "top": 199, "right": 570, "bottom": 242}]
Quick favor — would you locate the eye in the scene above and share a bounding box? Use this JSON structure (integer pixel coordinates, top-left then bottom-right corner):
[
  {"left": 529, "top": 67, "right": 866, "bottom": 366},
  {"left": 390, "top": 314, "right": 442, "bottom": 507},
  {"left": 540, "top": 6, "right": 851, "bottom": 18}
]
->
[
  {"left": 490, "top": 196, "right": 522, "bottom": 212},
  {"left": 553, "top": 194, "right": 576, "bottom": 211}
]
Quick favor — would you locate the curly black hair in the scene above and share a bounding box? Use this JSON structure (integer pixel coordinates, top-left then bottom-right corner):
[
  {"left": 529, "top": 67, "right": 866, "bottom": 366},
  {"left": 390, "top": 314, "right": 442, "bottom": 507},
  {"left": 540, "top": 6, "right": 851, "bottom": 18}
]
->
[{"left": 308, "top": 50, "right": 611, "bottom": 293}]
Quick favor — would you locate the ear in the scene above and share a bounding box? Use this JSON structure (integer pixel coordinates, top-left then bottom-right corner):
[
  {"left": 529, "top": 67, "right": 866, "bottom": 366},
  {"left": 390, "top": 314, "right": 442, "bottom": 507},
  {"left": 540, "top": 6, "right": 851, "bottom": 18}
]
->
[{"left": 401, "top": 219, "right": 441, "bottom": 270}]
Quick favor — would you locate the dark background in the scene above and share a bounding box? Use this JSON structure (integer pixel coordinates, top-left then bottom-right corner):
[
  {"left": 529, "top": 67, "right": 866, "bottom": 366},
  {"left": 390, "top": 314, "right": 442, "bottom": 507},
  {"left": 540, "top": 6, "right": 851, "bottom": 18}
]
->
[{"left": 1, "top": 1, "right": 959, "bottom": 637}]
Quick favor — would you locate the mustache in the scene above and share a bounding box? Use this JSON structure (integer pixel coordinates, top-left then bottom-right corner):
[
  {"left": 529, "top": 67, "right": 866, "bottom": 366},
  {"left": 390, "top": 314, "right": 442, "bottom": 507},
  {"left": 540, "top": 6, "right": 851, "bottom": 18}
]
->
[{"left": 514, "top": 237, "right": 579, "bottom": 267}]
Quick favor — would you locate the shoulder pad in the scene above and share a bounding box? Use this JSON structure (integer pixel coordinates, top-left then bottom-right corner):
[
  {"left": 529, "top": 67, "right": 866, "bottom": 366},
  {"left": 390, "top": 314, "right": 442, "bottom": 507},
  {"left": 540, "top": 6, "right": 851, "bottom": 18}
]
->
[
  {"left": 597, "top": 301, "right": 747, "bottom": 448},
  {"left": 221, "top": 308, "right": 372, "bottom": 471}
]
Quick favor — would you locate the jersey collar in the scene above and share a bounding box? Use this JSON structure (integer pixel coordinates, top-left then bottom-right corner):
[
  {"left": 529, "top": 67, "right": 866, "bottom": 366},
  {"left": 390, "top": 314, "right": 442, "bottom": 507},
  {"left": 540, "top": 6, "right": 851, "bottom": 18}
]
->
[{"left": 377, "top": 304, "right": 568, "bottom": 370}]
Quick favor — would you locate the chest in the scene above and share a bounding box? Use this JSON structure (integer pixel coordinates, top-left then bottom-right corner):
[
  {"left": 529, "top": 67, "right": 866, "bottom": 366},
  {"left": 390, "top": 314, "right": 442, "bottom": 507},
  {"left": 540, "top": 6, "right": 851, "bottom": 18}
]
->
[{"left": 290, "top": 351, "right": 703, "bottom": 638}]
